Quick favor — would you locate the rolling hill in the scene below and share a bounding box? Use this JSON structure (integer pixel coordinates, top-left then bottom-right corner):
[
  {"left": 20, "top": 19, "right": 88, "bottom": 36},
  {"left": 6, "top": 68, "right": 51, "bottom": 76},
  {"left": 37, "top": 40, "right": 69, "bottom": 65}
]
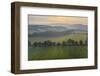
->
[{"left": 28, "top": 24, "right": 87, "bottom": 44}]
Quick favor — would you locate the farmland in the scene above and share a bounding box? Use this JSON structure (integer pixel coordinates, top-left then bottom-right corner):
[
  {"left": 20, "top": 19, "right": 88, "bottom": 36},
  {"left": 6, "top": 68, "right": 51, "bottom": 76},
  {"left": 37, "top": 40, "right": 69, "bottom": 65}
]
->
[
  {"left": 28, "top": 24, "right": 88, "bottom": 60},
  {"left": 28, "top": 46, "right": 88, "bottom": 60}
]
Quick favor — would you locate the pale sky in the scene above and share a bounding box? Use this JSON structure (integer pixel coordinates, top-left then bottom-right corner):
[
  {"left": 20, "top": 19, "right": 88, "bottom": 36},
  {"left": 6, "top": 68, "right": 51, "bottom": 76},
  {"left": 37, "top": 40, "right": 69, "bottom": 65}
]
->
[{"left": 28, "top": 15, "right": 88, "bottom": 25}]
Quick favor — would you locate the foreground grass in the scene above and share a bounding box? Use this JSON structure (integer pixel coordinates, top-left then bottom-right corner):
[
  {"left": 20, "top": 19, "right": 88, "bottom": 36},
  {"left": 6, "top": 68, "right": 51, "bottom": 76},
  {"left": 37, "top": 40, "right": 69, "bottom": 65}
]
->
[{"left": 28, "top": 46, "right": 88, "bottom": 61}]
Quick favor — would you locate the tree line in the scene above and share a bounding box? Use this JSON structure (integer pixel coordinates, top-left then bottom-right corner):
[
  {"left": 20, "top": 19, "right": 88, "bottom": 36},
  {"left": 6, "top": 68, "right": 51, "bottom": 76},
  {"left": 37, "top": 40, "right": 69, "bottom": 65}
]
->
[{"left": 28, "top": 39, "right": 87, "bottom": 47}]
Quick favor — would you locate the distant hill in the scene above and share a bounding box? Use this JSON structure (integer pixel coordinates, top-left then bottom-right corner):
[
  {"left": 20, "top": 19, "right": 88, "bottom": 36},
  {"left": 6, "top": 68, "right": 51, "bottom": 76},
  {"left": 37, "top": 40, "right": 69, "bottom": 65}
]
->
[{"left": 28, "top": 24, "right": 87, "bottom": 37}]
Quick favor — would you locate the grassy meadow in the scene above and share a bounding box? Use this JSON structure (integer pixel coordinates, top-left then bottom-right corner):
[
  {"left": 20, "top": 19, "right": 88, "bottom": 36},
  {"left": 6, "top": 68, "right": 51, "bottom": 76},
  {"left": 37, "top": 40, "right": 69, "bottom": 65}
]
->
[
  {"left": 28, "top": 46, "right": 87, "bottom": 60},
  {"left": 28, "top": 33, "right": 88, "bottom": 60}
]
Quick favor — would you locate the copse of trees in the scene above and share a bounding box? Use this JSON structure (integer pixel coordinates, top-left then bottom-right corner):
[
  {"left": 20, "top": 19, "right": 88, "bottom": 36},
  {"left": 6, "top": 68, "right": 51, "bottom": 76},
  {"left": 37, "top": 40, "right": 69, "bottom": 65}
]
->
[{"left": 29, "top": 39, "right": 88, "bottom": 47}]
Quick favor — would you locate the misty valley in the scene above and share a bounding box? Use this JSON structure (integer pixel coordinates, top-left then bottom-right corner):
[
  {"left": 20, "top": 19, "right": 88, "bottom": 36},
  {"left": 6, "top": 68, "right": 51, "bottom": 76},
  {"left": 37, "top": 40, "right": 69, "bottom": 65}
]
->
[{"left": 28, "top": 24, "right": 88, "bottom": 60}]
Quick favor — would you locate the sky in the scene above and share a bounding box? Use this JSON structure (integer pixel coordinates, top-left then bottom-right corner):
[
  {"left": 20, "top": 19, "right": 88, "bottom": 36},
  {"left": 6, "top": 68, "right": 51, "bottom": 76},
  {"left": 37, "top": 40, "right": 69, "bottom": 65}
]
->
[{"left": 28, "top": 15, "right": 88, "bottom": 25}]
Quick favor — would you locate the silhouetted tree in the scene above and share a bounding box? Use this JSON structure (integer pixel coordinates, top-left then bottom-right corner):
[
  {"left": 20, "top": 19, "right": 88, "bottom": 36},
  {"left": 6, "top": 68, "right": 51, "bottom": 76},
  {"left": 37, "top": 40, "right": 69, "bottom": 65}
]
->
[
  {"left": 32, "top": 39, "right": 85, "bottom": 47},
  {"left": 85, "top": 40, "right": 87, "bottom": 45},
  {"left": 49, "top": 41, "right": 52, "bottom": 46},
  {"left": 71, "top": 40, "right": 75, "bottom": 45},
  {"left": 74, "top": 41, "right": 78, "bottom": 46},
  {"left": 43, "top": 41, "right": 47, "bottom": 47},
  {"left": 28, "top": 41, "right": 31, "bottom": 46},
  {"left": 33, "top": 42, "right": 38, "bottom": 47},
  {"left": 52, "top": 42, "right": 56, "bottom": 46},
  {"left": 46, "top": 40, "right": 51, "bottom": 46},
  {"left": 67, "top": 39, "right": 73, "bottom": 46},
  {"left": 79, "top": 40, "right": 83, "bottom": 45},
  {"left": 62, "top": 41, "right": 67, "bottom": 46},
  {"left": 38, "top": 42, "right": 42, "bottom": 47},
  {"left": 57, "top": 42, "right": 61, "bottom": 46}
]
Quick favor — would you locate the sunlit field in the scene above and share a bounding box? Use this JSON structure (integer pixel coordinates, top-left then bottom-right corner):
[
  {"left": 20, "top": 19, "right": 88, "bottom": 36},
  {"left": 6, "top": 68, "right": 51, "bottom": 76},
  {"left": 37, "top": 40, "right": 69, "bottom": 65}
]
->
[{"left": 28, "top": 46, "right": 88, "bottom": 60}]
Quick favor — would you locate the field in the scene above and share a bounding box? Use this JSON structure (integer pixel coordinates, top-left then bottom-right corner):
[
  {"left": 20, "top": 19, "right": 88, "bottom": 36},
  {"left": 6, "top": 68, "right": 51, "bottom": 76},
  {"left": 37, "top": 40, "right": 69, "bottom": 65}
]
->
[
  {"left": 29, "top": 33, "right": 87, "bottom": 44},
  {"left": 28, "top": 46, "right": 88, "bottom": 60},
  {"left": 28, "top": 33, "right": 88, "bottom": 60},
  {"left": 28, "top": 15, "right": 88, "bottom": 61}
]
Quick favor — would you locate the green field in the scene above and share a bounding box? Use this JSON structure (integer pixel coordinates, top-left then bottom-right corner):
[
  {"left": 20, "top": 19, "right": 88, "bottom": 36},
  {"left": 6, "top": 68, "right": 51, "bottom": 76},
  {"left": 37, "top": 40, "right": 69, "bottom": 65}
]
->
[
  {"left": 28, "top": 33, "right": 88, "bottom": 60},
  {"left": 28, "top": 46, "right": 88, "bottom": 60}
]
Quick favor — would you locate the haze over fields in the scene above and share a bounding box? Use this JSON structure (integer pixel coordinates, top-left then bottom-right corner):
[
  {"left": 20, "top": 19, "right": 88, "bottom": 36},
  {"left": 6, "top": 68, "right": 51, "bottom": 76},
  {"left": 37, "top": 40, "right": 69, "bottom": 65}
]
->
[
  {"left": 28, "top": 15, "right": 88, "bottom": 60},
  {"left": 28, "top": 24, "right": 87, "bottom": 43}
]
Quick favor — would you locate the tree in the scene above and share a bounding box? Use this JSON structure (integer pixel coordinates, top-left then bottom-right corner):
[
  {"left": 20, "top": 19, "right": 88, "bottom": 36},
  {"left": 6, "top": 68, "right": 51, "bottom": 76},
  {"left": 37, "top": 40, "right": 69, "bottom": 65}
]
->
[
  {"left": 43, "top": 40, "right": 53, "bottom": 47},
  {"left": 62, "top": 41, "right": 67, "bottom": 46},
  {"left": 71, "top": 40, "right": 75, "bottom": 45},
  {"left": 46, "top": 40, "right": 52, "bottom": 46},
  {"left": 38, "top": 42, "right": 42, "bottom": 47},
  {"left": 79, "top": 40, "right": 83, "bottom": 45},
  {"left": 52, "top": 42, "right": 56, "bottom": 46},
  {"left": 28, "top": 41, "right": 31, "bottom": 46},
  {"left": 43, "top": 41, "right": 47, "bottom": 47},
  {"left": 85, "top": 40, "right": 87, "bottom": 45},
  {"left": 74, "top": 41, "right": 78, "bottom": 46},
  {"left": 33, "top": 42, "right": 38, "bottom": 47},
  {"left": 57, "top": 42, "right": 61, "bottom": 46},
  {"left": 67, "top": 39, "right": 73, "bottom": 46}
]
